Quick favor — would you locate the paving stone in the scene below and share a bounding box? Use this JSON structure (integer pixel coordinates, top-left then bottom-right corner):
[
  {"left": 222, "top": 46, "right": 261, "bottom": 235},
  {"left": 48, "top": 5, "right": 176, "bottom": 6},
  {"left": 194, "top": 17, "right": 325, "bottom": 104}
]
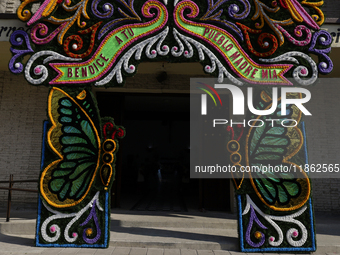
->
[
  {"left": 130, "top": 248, "right": 147, "bottom": 255},
  {"left": 228, "top": 252, "right": 246, "bottom": 255},
  {"left": 147, "top": 248, "right": 164, "bottom": 255},
  {"left": 94, "top": 246, "right": 116, "bottom": 255},
  {"left": 40, "top": 247, "right": 65, "bottom": 255},
  {"left": 112, "top": 247, "right": 131, "bottom": 255},
  {"left": 6, "top": 253, "right": 41, "bottom": 255},
  {"left": 57, "top": 248, "right": 81, "bottom": 254},
  {"left": 164, "top": 248, "right": 180, "bottom": 255},
  {"left": 181, "top": 249, "right": 197, "bottom": 255},
  {"left": 212, "top": 250, "right": 230, "bottom": 255},
  {"left": 76, "top": 248, "right": 97, "bottom": 254},
  {"left": 197, "top": 250, "right": 214, "bottom": 255}
]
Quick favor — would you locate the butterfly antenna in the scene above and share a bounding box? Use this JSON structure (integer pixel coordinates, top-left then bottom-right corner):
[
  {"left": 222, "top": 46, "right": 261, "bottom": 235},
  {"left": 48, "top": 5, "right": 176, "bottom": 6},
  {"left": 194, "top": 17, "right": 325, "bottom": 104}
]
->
[
  {"left": 103, "top": 122, "right": 114, "bottom": 140},
  {"left": 111, "top": 127, "right": 125, "bottom": 140},
  {"left": 236, "top": 124, "right": 244, "bottom": 141},
  {"left": 111, "top": 130, "right": 117, "bottom": 139},
  {"left": 226, "top": 126, "right": 234, "bottom": 140}
]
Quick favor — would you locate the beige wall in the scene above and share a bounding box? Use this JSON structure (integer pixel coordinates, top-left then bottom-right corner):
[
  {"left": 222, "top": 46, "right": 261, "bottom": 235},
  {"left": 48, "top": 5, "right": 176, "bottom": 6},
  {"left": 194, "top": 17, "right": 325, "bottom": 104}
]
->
[
  {"left": 0, "top": 71, "right": 48, "bottom": 207},
  {"left": 304, "top": 80, "right": 340, "bottom": 212},
  {"left": 0, "top": 42, "right": 15, "bottom": 71}
]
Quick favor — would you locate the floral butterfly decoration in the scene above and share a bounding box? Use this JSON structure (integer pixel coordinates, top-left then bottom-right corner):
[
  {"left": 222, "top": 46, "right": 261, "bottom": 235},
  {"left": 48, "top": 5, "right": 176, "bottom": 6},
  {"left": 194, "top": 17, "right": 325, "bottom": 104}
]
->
[
  {"left": 226, "top": 89, "right": 314, "bottom": 251},
  {"left": 37, "top": 87, "right": 125, "bottom": 246}
]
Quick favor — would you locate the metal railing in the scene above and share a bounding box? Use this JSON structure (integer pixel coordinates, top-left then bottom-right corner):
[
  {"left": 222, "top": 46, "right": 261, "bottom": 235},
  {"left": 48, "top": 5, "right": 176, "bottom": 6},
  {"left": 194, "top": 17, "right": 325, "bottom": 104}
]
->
[{"left": 0, "top": 174, "right": 38, "bottom": 222}]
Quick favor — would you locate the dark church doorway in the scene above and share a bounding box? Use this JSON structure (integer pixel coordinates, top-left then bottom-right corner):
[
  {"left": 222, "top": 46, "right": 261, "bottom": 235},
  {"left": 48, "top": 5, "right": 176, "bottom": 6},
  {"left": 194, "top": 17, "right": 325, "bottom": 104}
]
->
[{"left": 96, "top": 92, "right": 230, "bottom": 212}]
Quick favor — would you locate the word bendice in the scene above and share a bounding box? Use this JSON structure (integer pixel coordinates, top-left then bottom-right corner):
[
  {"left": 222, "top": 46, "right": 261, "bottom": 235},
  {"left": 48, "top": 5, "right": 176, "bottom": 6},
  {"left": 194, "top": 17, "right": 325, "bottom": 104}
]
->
[
  {"left": 201, "top": 84, "right": 312, "bottom": 116},
  {"left": 64, "top": 27, "right": 135, "bottom": 79},
  {"left": 66, "top": 54, "right": 109, "bottom": 78}
]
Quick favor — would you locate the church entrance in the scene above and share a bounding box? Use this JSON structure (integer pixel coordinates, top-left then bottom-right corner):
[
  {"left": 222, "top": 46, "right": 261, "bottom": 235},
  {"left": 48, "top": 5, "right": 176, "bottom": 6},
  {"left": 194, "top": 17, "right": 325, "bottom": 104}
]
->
[{"left": 96, "top": 91, "right": 231, "bottom": 212}]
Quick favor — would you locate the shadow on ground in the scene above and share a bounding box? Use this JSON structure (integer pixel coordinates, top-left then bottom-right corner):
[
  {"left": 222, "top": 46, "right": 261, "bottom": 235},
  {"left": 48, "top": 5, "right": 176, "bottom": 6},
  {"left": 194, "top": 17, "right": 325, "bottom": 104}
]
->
[{"left": 0, "top": 233, "right": 35, "bottom": 246}]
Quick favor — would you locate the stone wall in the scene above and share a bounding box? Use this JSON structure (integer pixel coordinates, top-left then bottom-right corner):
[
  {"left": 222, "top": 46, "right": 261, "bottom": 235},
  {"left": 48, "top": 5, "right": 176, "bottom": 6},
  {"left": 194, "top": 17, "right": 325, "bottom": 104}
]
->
[
  {"left": 304, "top": 80, "right": 340, "bottom": 213},
  {"left": 0, "top": 71, "right": 48, "bottom": 208}
]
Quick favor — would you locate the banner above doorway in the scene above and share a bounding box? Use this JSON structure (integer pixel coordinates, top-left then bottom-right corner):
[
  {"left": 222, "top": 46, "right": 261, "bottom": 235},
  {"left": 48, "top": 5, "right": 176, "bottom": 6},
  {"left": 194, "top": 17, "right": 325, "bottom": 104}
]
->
[{"left": 9, "top": 0, "right": 333, "bottom": 87}]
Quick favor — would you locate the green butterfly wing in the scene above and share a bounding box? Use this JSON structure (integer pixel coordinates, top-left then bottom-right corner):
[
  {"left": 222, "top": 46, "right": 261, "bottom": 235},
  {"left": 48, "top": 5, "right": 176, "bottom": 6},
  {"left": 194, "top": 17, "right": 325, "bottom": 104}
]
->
[
  {"left": 49, "top": 96, "right": 99, "bottom": 201},
  {"left": 246, "top": 92, "right": 310, "bottom": 211},
  {"left": 40, "top": 88, "right": 101, "bottom": 208}
]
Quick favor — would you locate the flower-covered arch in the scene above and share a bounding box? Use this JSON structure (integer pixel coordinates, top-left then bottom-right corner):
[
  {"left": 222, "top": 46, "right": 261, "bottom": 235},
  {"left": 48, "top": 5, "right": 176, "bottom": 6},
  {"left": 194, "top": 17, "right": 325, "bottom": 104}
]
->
[{"left": 9, "top": 0, "right": 332, "bottom": 252}]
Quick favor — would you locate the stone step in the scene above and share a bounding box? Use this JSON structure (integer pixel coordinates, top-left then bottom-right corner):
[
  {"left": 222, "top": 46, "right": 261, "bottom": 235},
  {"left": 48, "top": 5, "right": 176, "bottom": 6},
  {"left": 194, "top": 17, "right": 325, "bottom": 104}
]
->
[
  {"left": 109, "top": 227, "right": 238, "bottom": 250},
  {"left": 110, "top": 216, "right": 238, "bottom": 229},
  {"left": 2, "top": 226, "right": 238, "bottom": 250},
  {"left": 3, "top": 226, "right": 340, "bottom": 253},
  {"left": 0, "top": 221, "right": 238, "bottom": 236},
  {"left": 0, "top": 220, "right": 36, "bottom": 235}
]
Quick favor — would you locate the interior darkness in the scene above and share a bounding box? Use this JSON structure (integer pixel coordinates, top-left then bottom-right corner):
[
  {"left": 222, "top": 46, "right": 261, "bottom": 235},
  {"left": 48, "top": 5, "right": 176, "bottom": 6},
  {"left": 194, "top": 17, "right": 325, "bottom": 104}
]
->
[{"left": 96, "top": 92, "right": 230, "bottom": 212}]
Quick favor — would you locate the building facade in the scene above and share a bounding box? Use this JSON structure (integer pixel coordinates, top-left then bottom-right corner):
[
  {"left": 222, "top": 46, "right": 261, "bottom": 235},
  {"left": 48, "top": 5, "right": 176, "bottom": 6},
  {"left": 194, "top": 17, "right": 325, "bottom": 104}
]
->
[{"left": 0, "top": 0, "right": 340, "bottom": 213}]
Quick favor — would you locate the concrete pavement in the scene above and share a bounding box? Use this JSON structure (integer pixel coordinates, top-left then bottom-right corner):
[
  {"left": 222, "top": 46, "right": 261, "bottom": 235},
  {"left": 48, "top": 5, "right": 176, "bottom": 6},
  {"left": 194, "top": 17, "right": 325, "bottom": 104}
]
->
[
  {"left": 0, "top": 236, "right": 338, "bottom": 255},
  {"left": 0, "top": 208, "right": 339, "bottom": 255}
]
